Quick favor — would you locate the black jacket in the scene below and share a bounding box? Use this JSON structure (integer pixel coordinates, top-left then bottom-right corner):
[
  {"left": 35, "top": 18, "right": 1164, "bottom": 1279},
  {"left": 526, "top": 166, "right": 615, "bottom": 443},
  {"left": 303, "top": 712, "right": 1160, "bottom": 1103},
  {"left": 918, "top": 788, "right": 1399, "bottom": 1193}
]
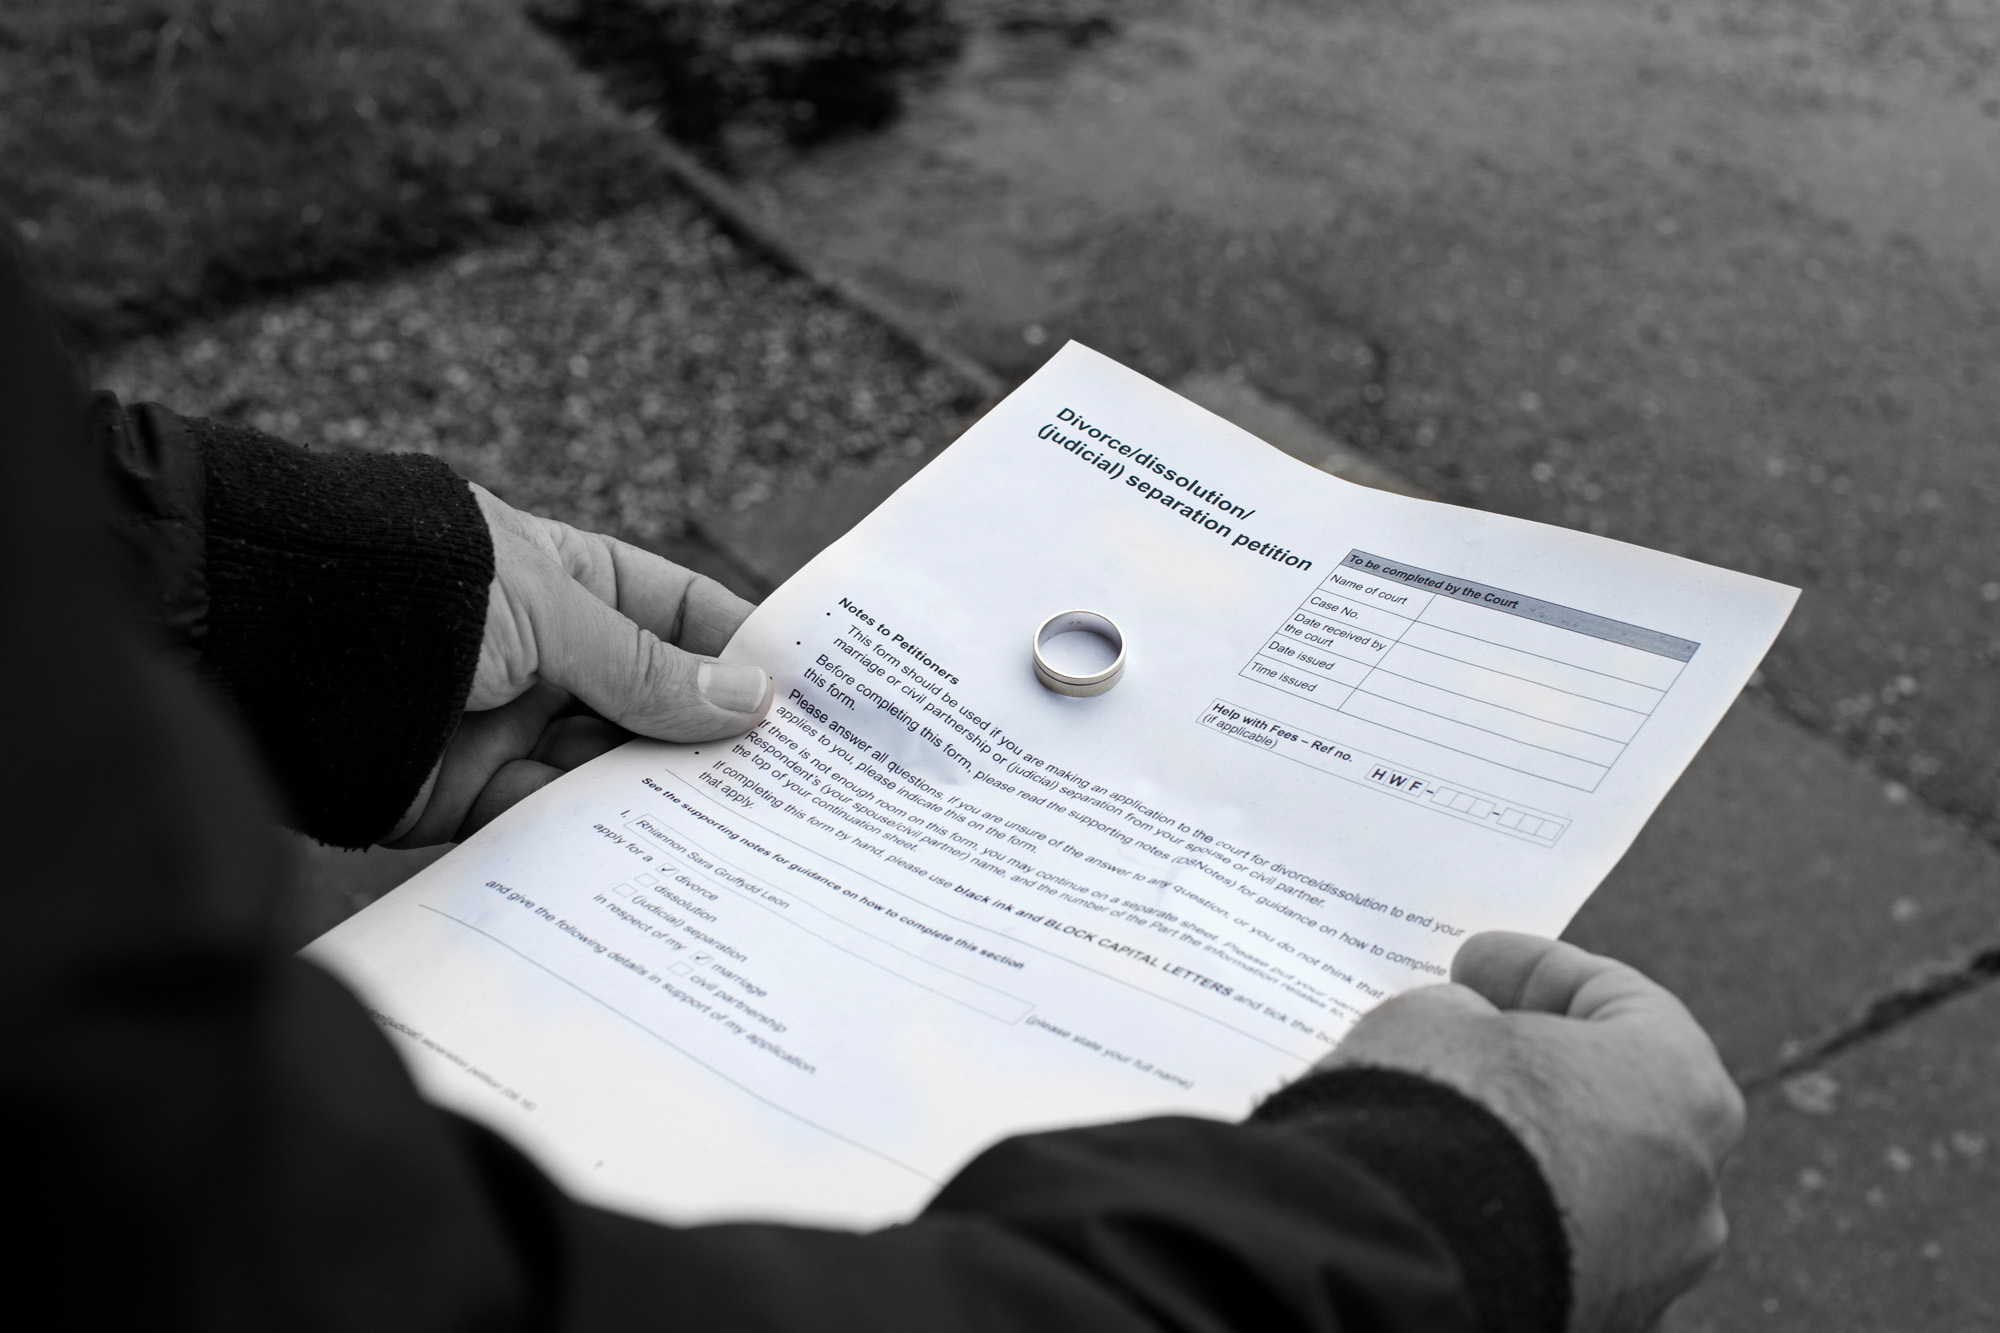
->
[{"left": 1, "top": 255, "right": 1567, "bottom": 1331}]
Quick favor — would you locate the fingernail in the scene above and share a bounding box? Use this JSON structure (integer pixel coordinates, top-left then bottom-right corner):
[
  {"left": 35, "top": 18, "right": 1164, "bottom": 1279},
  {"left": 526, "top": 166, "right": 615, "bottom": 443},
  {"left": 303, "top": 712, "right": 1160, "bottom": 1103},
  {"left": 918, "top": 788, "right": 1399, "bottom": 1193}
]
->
[{"left": 697, "top": 660, "right": 771, "bottom": 714}]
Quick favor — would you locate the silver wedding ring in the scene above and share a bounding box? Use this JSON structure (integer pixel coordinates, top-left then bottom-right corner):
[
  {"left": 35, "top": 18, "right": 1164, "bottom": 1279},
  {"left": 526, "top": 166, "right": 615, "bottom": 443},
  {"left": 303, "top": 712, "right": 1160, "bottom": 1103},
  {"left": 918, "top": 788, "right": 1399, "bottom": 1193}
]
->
[{"left": 1032, "top": 610, "right": 1127, "bottom": 698}]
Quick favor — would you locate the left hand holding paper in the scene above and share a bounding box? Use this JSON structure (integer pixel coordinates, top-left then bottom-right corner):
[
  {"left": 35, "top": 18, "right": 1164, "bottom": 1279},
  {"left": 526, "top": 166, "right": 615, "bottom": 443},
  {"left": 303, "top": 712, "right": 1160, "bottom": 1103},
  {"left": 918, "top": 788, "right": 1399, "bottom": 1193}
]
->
[{"left": 388, "top": 484, "right": 772, "bottom": 845}]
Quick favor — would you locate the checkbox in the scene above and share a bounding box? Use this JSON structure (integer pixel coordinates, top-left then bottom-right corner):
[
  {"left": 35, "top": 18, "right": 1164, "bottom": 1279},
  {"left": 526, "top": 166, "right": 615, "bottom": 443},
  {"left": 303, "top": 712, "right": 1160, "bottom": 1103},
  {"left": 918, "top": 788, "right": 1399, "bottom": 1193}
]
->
[
  {"left": 634, "top": 874, "right": 658, "bottom": 887},
  {"left": 610, "top": 882, "right": 633, "bottom": 897},
  {"left": 669, "top": 962, "right": 692, "bottom": 976}
]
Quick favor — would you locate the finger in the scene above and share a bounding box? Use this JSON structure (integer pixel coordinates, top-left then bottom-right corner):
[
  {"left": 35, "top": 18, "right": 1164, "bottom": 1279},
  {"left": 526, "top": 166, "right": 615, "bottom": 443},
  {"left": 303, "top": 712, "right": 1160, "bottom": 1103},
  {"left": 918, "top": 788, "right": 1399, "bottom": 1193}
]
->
[
  {"left": 534, "top": 577, "right": 773, "bottom": 741},
  {"left": 1455, "top": 932, "right": 1715, "bottom": 1047},
  {"left": 1450, "top": 930, "right": 1565, "bottom": 1005},
  {"left": 608, "top": 536, "right": 756, "bottom": 656},
  {"left": 387, "top": 684, "right": 569, "bottom": 847},
  {"left": 547, "top": 518, "right": 757, "bottom": 656},
  {"left": 383, "top": 760, "right": 443, "bottom": 844},
  {"left": 531, "top": 714, "right": 633, "bottom": 770},
  {"left": 459, "top": 759, "right": 565, "bottom": 839},
  {"left": 1453, "top": 931, "right": 1634, "bottom": 1013}
]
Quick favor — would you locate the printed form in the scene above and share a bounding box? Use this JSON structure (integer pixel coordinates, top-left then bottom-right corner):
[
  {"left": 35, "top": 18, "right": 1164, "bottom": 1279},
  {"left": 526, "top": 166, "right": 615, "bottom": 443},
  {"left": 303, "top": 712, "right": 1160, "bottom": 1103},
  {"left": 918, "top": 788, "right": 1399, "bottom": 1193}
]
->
[{"left": 309, "top": 343, "right": 1797, "bottom": 1230}]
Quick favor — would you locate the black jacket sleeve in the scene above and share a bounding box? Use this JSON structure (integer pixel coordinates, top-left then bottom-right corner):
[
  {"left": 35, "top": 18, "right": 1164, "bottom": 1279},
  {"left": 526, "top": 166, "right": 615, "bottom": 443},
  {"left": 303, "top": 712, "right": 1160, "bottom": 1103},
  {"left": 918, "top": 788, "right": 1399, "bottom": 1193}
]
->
[
  {"left": 94, "top": 394, "right": 494, "bottom": 847},
  {"left": 1253, "top": 1068, "right": 1572, "bottom": 1330},
  {"left": 28, "top": 277, "right": 1567, "bottom": 1329},
  {"left": 532, "top": 1110, "right": 1494, "bottom": 1333}
]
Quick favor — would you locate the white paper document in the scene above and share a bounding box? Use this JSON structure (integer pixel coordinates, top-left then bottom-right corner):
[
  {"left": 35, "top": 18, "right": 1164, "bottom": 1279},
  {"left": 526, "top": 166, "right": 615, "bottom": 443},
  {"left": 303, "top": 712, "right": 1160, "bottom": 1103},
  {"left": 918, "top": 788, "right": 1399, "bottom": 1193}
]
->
[{"left": 309, "top": 343, "right": 1797, "bottom": 1229}]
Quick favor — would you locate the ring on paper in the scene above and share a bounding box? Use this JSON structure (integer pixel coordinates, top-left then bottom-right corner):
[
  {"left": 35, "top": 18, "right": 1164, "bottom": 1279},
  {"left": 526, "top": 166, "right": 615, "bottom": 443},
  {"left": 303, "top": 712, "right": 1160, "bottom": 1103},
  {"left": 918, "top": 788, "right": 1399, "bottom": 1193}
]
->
[{"left": 1032, "top": 610, "right": 1127, "bottom": 697}]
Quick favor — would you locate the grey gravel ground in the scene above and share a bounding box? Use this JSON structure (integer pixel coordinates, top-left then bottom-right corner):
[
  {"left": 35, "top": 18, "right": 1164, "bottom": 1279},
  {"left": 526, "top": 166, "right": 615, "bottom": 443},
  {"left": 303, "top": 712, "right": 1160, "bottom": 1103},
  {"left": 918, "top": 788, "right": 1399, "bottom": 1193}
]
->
[{"left": 97, "top": 194, "right": 970, "bottom": 551}]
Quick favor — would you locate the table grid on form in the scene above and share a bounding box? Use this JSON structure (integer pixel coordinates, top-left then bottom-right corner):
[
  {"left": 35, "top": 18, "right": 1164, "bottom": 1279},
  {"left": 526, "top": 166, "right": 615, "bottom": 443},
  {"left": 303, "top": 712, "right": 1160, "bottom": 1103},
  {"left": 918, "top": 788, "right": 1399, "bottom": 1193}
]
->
[
  {"left": 1242, "top": 550, "right": 1699, "bottom": 795},
  {"left": 1197, "top": 698, "right": 1572, "bottom": 845}
]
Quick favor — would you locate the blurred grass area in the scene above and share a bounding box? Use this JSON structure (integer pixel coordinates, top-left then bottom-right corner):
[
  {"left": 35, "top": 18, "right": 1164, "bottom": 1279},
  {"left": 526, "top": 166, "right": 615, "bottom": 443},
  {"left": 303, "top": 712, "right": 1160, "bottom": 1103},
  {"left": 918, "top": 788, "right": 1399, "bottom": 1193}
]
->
[{"left": 0, "top": 0, "right": 672, "bottom": 350}]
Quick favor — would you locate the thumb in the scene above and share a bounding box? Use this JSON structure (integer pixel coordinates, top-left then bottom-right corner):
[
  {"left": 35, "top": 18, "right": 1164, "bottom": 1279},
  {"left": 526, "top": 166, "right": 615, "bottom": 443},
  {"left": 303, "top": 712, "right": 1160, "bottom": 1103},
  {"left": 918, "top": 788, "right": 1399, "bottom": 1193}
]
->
[
  {"left": 1454, "top": 931, "right": 1695, "bottom": 1029},
  {"left": 533, "top": 575, "right": 773, "bottom": 741}
]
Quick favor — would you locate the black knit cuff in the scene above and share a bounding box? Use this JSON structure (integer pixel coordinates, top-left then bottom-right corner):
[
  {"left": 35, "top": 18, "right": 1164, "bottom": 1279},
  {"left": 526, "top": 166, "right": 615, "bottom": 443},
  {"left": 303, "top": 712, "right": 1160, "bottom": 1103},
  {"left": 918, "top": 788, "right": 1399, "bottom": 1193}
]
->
[
  {"left": 190, "top": 417, "right": 494, "bottom": 848},
  {"left": 1252, "top": 1067, "right": 1570, "bottom": 1333}
]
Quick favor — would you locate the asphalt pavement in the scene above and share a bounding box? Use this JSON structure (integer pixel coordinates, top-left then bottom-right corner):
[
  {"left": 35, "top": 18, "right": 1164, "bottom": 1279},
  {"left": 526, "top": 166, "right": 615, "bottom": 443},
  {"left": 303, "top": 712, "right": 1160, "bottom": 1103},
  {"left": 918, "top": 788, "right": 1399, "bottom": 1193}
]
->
[{"left": 742, "top": 0, "right": 2000, "bottom": 844}]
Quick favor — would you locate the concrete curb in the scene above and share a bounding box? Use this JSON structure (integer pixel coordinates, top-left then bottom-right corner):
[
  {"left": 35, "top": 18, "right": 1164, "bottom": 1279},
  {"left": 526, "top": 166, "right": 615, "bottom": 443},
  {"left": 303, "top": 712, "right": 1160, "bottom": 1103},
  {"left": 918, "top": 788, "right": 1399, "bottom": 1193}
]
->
[{"left": 640, "top": 137, "right": 1006, "bottom": 408}]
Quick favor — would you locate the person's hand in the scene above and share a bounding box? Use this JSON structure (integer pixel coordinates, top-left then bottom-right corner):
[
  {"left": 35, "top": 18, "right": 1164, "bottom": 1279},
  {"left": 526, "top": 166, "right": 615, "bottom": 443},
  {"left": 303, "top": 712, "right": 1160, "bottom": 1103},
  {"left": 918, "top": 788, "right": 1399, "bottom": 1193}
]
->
[
  {"left": 1319, "top": 932, "right": 1743, "bottom": 1333},
  {"left": 386, "top": 484, "right": 772, "bottom": 845}
]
